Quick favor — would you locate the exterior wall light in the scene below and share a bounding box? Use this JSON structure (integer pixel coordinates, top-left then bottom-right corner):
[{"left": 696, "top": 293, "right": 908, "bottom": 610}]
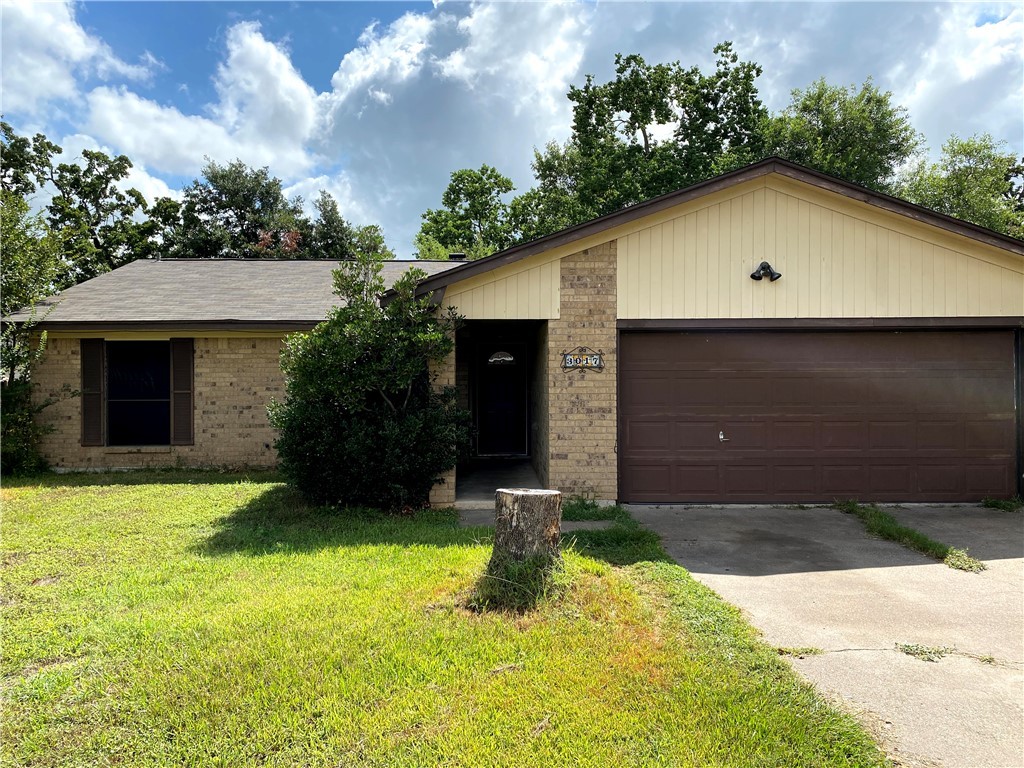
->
[{"left": 750, "top": 261, "right": 782, "bottom": 281}]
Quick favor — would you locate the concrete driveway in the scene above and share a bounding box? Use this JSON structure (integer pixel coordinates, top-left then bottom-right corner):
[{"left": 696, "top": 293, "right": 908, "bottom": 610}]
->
[{"left": 628, "top": 504, "right": 1024, "bottom": 768}]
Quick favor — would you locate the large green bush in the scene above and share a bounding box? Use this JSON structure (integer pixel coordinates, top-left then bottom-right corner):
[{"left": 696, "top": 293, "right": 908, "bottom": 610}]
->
[{"left": 269, "top": 254, "right": 470, "bottom": 510}]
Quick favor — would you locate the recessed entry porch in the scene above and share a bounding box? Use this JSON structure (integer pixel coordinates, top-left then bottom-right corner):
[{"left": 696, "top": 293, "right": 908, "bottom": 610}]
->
[{"left": 454, "top": 320, "right": 549, "bottom": 506}]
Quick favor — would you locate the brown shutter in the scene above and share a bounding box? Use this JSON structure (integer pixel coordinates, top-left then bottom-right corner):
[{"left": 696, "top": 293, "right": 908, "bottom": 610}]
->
[
  {"left": 80, "top": 339, "right": 104, "bottom": 446},
  {"left": 170, "top": 338, "right": 194, "bottom": 445}
]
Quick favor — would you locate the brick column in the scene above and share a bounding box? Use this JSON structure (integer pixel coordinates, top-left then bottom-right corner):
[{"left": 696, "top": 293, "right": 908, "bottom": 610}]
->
[
  {"left": 428, "top": 347, "right": 457, "bottom": 507},
  {"left": 546, "top": 241, "right": 618, "bottom": 501}
]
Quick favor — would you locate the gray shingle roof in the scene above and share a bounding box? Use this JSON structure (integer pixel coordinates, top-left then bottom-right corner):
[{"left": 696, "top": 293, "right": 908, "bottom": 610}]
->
[{"left": 5, "top": 259, "right": 461, "bottom": 329}]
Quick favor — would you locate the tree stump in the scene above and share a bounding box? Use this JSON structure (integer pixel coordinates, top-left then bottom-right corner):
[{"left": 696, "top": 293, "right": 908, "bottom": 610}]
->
[{"left": 488, "top": 488, "right": 562, "bottom": 569}]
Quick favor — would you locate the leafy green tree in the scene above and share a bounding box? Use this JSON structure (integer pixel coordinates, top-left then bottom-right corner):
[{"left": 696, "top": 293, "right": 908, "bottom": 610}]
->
[
  {"left": 0, "top": 190, "right": 67, "bottom": 474},
  {"left": 2, "top": 122, "right": 156, "bottom": 283},
  {"left": 47, "top": 149, "right": 153, "bottom": 282},
  {"left": 563, "top": 43, "right": 767, "bottom": 218},
  {"left": 308, "top": 191, "right": 355, "bottom": 259},
  {"left": 764, "top": 78, "right": 920, "bottom": 191},
  {"left": 269, "top": 249, "right": 469, "bottom": 510},
  {"left": 413, "top": 231, "right": 451, "bottom": 260},
  {"left": 897, "top": 134, "right": 1023, "bottom": 238},
  {"left": 0, "top": 120, "right": 61, "bottom": 196},
  {"left": 419, "top": 165, "right": 515, "bottom": 259},
  {"left": 166, "top": 159, "right": 309, "bottom": 259}
]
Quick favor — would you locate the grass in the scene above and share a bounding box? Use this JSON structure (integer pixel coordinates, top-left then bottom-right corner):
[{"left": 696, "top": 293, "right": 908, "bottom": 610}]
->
[
  {"left": 833, "top": 500, "right": 986, "bottom": 573},
  {"left": 981, "top": 496, "right": 1023, "bottom": 513},
  {"left": 2, "top": 472, "right": 889, "bottom": 767}
]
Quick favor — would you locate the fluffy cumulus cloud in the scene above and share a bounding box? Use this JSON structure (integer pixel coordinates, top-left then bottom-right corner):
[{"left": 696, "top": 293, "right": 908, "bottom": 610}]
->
[
  {"left": 890, "top": 4, "right": 1023, "bottom": 152},
  {"left": 85, "top": 20, "right": 319, "bottom": 180},
  {"left": 2, "top": 0, "right": 1021, "bottom": 256},
  {"left": 0, "top": 0, "right": 154, "bottom": 115}
]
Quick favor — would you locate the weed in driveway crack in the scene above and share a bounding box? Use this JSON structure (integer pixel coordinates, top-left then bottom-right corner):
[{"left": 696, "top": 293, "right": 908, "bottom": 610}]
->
[
  {"left": 896, "top": 643, "right": 953, "bottom": 662},
  {"left": 833, "top": 500, "right": 987, "bottom": 573}
]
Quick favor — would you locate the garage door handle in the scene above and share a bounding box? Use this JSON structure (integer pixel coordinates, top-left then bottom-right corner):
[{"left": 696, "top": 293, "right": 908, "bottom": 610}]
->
[{"left": 719, "top": 431, "right": 730, "bottom": 442}]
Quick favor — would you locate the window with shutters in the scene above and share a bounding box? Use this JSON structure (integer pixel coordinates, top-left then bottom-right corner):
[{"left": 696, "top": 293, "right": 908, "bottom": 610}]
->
[{"left": 80, "top": 339, "right": 194, "bottom": 447}]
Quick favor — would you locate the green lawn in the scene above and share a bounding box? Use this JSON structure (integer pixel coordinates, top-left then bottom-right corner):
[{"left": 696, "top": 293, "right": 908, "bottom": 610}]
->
[{"left": 2, "top": 473, "right": 888, "bottom": 767}]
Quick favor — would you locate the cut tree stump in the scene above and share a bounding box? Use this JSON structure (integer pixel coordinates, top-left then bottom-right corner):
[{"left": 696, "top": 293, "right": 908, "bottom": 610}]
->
[{"left": 488, "top": 488, "right": 562, "bottom": 569}]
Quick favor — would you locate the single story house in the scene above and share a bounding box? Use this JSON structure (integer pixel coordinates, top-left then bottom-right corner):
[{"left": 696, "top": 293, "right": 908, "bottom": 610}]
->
[{"left": 11, "top": 158, "right": 1024, "bottom": 504}]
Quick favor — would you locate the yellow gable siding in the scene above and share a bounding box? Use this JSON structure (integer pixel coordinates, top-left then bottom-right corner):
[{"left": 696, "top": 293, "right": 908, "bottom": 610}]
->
[
  {"left": 617, "top": 179, "right": 1024, "bottom": 319},
  {"left": 444, "top": 255, "right": 561, "bottom": 319}
]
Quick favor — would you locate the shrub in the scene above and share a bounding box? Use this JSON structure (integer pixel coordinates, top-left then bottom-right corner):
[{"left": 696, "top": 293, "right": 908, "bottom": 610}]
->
[
  {"left": 269, "top": 252, "right": 471, "bottom": 511},
  {"left": 0, "top": 379, "right": 50, "bottom": 475}
]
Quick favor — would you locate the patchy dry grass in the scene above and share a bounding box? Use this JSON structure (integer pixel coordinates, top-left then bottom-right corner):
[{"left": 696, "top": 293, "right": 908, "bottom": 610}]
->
[{"left": 2, "top": 473, "right": 888, "bottom": 767}]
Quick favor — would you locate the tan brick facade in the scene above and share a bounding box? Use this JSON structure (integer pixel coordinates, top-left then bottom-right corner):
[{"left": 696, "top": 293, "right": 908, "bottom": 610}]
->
[
  {"left": 545, "top": 241, "right": 618, "bottom": 501},
  {"left": 33, "top": 336, "right": 285, "bottom": 469},
  {"left": 428, "top": 349, "right": 457, "bottom": 506}
]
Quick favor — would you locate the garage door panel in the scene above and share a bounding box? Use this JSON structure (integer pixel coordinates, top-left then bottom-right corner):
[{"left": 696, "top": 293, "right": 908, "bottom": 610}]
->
[
  {"left": 821, "top": 464, "right": 867, "bottom": 494},
  {"left": 721, "top": 422, "right": 768, "bottom": 449},
  {"left": 625, "top": 421, "right": 670, "bottom": 451},
  {"left": 917, "top": 465, "right": 965, "bottom": 493},
  {"left": 868, "top": 465, "right": 915, "bottom": 494},
  {"left": 821, "top": 421, "right": 867, "bottom": 449},
  {"left": 966, "top": 465, "right": 1010, "bottom": 494},
  {"left": 965, "top": 420, "right": 1015, "bottom": 451},
  {"left": 619, "top": 331, "right": 1017, "bottom": 502},
  {"left": 773, "top": 465, "right": 818, "bottom": 493},
  {"left": 673, "top": 465, "right": 720, "bottom": 494},
  {"left": 774, "top": 421, "right": 816, "bottom": 450},
  {"left": 917, "top": 421, "right": 962, "bottom": 450},
  {"left": 868, "top": 421, "right": 915, "bottom": 450},
  {"left": 674, "top": 421, "right": 717, "bottom": 450}
]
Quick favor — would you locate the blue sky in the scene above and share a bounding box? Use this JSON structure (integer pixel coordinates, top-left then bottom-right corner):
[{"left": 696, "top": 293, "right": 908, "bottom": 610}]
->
[{"left": 3, "top": 1, "right": 1022, "bottom": 257}]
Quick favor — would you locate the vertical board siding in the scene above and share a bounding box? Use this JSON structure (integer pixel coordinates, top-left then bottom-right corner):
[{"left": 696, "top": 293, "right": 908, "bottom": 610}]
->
[
  {"left": 446, "top": 258, "right": 560, "bottom": 319},
  {"left": 617, "top": 185, "right": 1024, "bottom": 319}
]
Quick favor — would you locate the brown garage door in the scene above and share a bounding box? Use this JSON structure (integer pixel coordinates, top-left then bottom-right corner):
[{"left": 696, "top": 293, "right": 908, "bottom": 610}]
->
[{"left": 619, "top": 330, "right": 1019, "bottom": 503}]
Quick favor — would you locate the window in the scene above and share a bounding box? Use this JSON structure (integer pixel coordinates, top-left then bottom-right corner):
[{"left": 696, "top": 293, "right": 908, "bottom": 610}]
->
[
  {"left": 107, "top": 341, "right": 171, "bottom": 445},
  {"left": 81, "top": 339, "right": 193, "bottom": 447}
]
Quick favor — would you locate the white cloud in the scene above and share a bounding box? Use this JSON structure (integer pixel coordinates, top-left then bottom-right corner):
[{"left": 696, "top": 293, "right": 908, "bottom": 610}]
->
[
  {"left": 0, "top": 0, "right": 154, "bottom": 114},
  {"left": 84, "top": 21, "right": 319, "bottom": 180},
  {"left": 210, "top": 21, "right": 318, "bottom": 151},
  {"left": 4, "top": 1, "right": 1020, "bottom": 260},
  {"left": 328, "top": 13, "right": 435, "bottom": 105},
  {"left": 436, "top": 2, "right": 589, "bottom": 133},
  {"left": 891, "top": 4, "right": 1023, "bottom": 154}
]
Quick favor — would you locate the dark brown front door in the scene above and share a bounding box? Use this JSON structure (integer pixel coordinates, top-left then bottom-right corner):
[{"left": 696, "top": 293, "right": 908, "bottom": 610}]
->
[
  {"left": 619, "top": 330, "right": 1018, "bottom": 503},
  {"left": 476, "top": 343, "right": 528, "bottom": 456}
]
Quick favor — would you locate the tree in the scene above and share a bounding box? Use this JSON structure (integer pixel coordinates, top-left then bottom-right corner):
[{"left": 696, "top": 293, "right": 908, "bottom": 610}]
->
[
  {"left": 898, "top": 134, "right": 1023, "bottom": 238},
  {"left": 764, "top": 78, "right": 920, "bottom": 191},
  {"left": 0, "top": 190, "right": 66, "bottom": 474},
  {"left": 166, "top": 159, "right": 309, "bottom": 259},
  {"left": 309, "top": 191, "right": 355, "bottom": 259},
  {"left": 563, "top": 44, "right": 767, "bottom": 217},
  {"left": 2, "top": 122, "right": 155, "bottom": 284},
  {"left": 413, "top": 231, "right": 451, "bottom": 260},
  {"left": 269, "top": 249, "right": 470, "bottom": 510},
  {"left": 0, "top": 120, "right": 61, "bottom": 197},
  {"left": 47, "top": 149, "right": 153, "bottom": 283},
  {"left": 418, "top": 165, "right": 515, "bottom": 259}
]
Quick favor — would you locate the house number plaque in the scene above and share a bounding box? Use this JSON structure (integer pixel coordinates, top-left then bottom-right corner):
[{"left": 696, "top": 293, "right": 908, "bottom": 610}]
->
[{"left": 561, "top": 347, "right": 604, "bottom": 371}]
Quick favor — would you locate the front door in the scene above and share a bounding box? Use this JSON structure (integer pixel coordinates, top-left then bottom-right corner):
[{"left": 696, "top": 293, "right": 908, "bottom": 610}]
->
[{"left": 476, "top": 342, "right": 528, "bottom": 456}]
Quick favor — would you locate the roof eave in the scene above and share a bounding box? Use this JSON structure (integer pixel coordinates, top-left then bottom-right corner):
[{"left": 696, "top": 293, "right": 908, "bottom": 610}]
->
[{"left": 395, "top": 157, "right": 1024, "bottom": 299}]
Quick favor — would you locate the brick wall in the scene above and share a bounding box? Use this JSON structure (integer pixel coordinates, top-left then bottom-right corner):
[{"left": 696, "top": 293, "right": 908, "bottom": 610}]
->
[
  {"left": 546, "top": 241, "right": 618, "bottom": 500},
  {"left": 33, "top": 336, "right": 285, "bottom": 469},
  {"left": 530, "top": 321, "right": 550, "bottom": 488},
  {"left": 428, "top": 348, "right": 457, "bottom": 506}
]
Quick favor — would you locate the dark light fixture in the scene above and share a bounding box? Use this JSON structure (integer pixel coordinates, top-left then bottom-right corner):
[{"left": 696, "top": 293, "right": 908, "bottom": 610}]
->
[{"left": 750, "top": 261, "right": 782, "bottom": 282}]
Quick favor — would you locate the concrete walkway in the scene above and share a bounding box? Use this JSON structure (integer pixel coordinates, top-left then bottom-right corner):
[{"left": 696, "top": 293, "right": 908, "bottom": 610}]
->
[{"left": 627, "top": 504, "right": 1024, "bottom": 768}]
